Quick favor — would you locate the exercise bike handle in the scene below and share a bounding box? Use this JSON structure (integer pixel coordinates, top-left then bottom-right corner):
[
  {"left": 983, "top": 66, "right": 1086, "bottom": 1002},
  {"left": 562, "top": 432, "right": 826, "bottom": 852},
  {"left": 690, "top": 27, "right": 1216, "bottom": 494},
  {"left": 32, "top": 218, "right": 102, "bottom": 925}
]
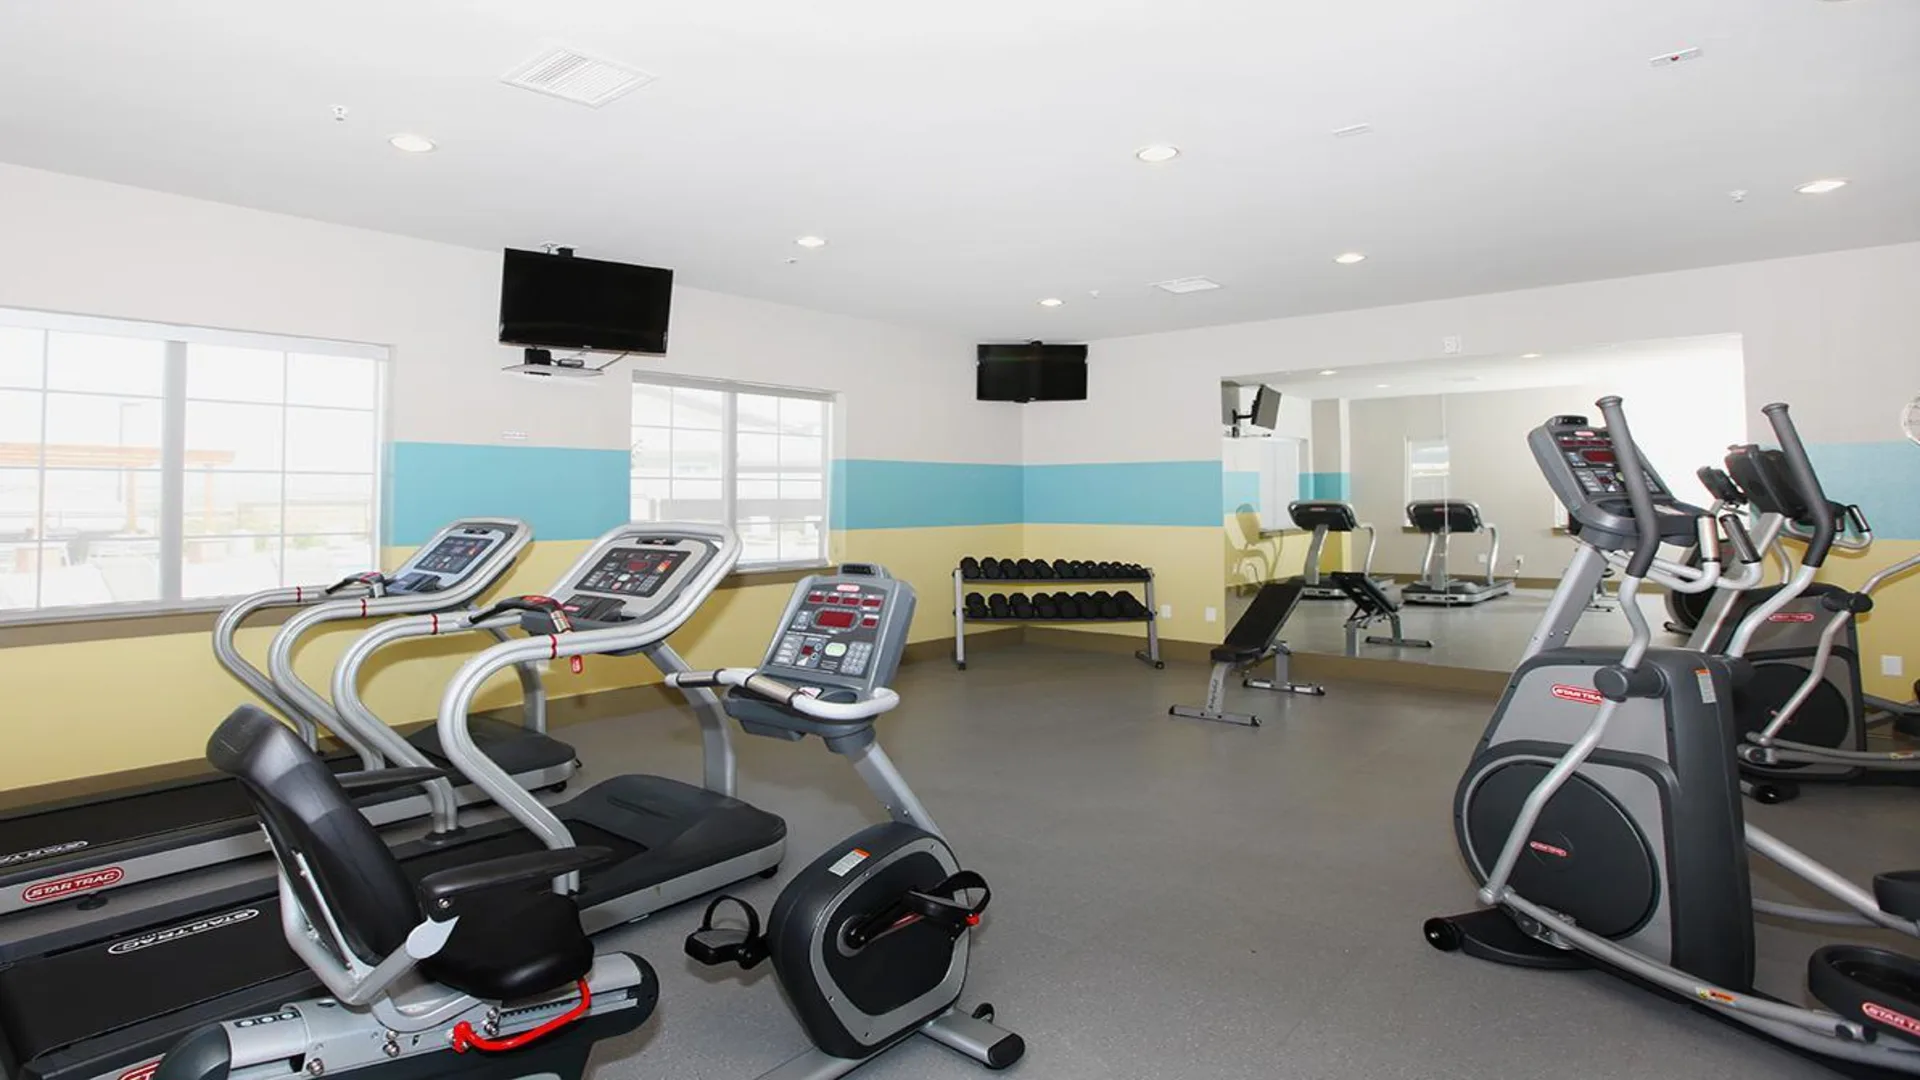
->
[
  {"left": 1762, "top": 402, "right": 1836, "bottom": 570},
  {"left": 1596, "top": 396, "right": 1662, "bottom": 580},
  {"left": 664, "top": 669, "right": 901, "bottom": 722}
]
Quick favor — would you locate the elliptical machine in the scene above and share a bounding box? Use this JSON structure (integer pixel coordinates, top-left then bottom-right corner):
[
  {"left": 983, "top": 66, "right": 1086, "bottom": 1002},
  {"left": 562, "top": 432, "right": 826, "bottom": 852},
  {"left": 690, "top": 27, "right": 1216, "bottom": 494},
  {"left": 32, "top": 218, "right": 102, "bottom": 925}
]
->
[
  {"left": 667, "top": 564, "right": 1023, "bottom": 1079},
  {"left": 1426, "top": 399, "right": 1920, "bottom": 1072}
]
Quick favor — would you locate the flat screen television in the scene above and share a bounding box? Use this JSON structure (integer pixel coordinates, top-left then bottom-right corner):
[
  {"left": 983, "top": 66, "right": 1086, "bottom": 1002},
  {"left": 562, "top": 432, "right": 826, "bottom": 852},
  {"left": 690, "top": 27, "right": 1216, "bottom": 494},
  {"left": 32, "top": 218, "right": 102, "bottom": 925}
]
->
[
  {"left": 499, "top": 248, "right": 673, "bottom": 354},
  {"left": 1249, "top": 385, "right": 1282, "bottom": 429},
  {"left": 976, "top": 343, "right": 1089, "bottom": 403}
]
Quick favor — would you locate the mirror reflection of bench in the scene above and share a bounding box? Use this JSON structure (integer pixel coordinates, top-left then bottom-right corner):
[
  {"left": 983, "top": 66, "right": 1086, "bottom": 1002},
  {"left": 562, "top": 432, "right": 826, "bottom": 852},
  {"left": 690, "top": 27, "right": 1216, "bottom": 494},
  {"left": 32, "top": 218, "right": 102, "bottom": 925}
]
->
[
  {"left": 1329, "top": 571, "right": 1433, "bottom": 656},
  {"left": 1170, "top": 580, "right": 1324, "bottom": 727}
]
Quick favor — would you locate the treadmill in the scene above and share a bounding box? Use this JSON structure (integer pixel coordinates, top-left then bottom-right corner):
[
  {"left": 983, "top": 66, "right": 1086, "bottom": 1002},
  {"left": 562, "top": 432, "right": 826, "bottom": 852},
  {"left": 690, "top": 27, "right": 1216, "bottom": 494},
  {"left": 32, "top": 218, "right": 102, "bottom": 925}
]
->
[
  {"left": 1287, "top": 500, "right": 1391, "bottom": 600},
  {"left": 0, "top": 523, "right": 782, "bottom": 1080},
  {"left": 0, "top": 519, "right": 574, "bottom": 948},
  {"left": 1400, "top": 499, "right": 1514, "bottom": 606}
]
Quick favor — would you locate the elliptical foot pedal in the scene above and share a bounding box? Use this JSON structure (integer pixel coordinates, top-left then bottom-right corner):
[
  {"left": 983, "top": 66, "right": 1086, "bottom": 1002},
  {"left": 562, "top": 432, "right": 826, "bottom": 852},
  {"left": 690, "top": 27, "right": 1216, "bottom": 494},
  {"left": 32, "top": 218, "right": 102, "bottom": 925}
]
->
[
  {"left": 1874, "top": 871, "right": 1920, "bottom": 920},
  {"left": 1810, "top": 945, "right": 1920, "bottom": 1044},
  {"left": 684, "top": 895, "right": 768, "bottom": 970},
  {"left": 1423, "top": 909, "right": 1591, "bottom": 971}
]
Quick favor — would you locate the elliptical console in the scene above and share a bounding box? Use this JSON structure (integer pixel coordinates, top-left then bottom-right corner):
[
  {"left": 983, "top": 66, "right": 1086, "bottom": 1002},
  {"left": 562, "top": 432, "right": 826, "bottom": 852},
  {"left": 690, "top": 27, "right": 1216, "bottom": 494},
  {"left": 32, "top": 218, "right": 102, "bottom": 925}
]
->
[{"left": 669, "top": 564, "right": 1024, "bottom": 1079}]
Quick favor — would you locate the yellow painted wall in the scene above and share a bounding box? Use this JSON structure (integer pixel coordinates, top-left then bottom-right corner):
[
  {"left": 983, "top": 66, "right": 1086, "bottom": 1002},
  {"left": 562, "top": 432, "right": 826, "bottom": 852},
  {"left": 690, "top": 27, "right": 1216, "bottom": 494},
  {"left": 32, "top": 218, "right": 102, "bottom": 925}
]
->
[{"left": 0, "top": 524, "right": 1022, "bottom": 790}]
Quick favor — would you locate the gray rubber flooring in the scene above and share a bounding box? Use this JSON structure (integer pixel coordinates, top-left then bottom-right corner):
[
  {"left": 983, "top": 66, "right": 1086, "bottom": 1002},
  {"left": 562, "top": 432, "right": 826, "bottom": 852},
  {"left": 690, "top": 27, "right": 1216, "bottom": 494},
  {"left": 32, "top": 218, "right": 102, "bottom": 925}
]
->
[
  {"left": 570, "top": 645, "right": 1917, "bottom": 1079},
  {"left": 1229, "top": 584, "right": 1671, "bottom": 671}
]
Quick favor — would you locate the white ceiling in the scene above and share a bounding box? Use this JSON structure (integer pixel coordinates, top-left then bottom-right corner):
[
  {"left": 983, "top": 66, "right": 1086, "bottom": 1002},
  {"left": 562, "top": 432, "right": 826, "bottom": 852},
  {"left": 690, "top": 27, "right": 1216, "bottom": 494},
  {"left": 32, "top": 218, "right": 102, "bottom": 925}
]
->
[
  {"left": 1247, "top": 334, "right": 1744, "bottom": 400},
  {"left": 1, "top": 1, "right": 1916, "bottom": 342}
]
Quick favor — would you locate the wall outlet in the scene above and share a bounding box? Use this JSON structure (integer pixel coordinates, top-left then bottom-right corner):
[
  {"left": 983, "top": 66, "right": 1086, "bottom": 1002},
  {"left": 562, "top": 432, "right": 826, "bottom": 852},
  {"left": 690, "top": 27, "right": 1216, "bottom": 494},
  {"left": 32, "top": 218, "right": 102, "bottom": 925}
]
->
[
  {"left": 1204, "top": 606, "right": 1218, "bottom": 623},
  {"left": 1476, "top": 553, "right": 1489, "bottom": 565},
  {"left": 1159, "top": 603, "right": 1173, "bottom": 619},
  {"left": 1442, "top": 335, "right": 1463, "bottom": 355},
  {"left": 1885, "top": 656, "right": 1906, "bottom": 678}
]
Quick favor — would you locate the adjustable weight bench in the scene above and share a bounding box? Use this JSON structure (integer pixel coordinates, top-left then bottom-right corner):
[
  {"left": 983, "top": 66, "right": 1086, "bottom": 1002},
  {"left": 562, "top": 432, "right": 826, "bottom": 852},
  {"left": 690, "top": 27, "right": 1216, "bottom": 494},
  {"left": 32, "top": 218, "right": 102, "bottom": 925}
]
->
[
  {"left": 1329, "top": 571, "right": 1433, "bottom": 655},
  {"left": 1169, "top": 580, "right": 1325, "bottom": 727}
]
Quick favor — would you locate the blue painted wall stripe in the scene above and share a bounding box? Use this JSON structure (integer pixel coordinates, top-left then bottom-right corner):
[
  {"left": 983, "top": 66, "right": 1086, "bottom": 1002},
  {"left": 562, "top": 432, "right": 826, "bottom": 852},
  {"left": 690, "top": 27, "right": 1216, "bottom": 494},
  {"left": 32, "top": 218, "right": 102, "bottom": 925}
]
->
[
  {"left": 387, "top": 442, "right": 630, "bottom": 546},
  {"left": 1025, "top": 461, "right": 1221, "bottom": 527},
  {"left": 1305, "top": 471, "right": 1352, "bottom": 501},
  {"left": 1222, "top": 470, "right": 1261, "bottom": 515},
  {"left": 832, "top": 460, "right": 1023, "bottom": 530},
  {"left": 1809, "top": 441, "right": 1920, "bottom": 541}
]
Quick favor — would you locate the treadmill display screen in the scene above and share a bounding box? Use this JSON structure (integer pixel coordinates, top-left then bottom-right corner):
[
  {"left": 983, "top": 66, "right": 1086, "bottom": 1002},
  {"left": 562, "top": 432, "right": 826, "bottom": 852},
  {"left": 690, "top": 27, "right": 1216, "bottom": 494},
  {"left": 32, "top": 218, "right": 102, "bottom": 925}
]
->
[
  {"left": 415, "top": 535, "right": 495, "bottom": 575},
  {"left": 814, "top": 608, "right": 857, "bottom": 629},
  {"left": 579, "top": 547, "right": 689, "bottom": 597}
]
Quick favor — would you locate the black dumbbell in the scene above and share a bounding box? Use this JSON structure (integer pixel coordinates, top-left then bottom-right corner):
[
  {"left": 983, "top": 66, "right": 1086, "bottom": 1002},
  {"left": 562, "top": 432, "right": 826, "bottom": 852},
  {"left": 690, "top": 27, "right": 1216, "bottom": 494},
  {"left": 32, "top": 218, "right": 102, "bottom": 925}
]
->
[
  {"left": 964, "top": 592, "right": 990, "bottom": 618},
  {"left": 1019, "top": 558, "right": 1041, "bottom": 578},
  {"left": 977, "top": 557, "right": 999, "bottom": 579},
  {"left": 1095, "top": 591, "right": 1121, "bottom": 618},
  {"left": 1034, "top": 592, "right": 1059, "bottom": 618},
  {"left": 1034, "top": 560, "right": 1056, "bottom": 579},
  {"left": 960, "top": 556, "right": 981, "bottom": 579},
  {"left": 1114, "top": 590, "right": 1147, "bottom": 618},
  {"left": 987, "top": 593, "right": 1012, "bottom": 618},
  {"left": 1070, "top": 591, "right": 1094, "bottom": 617},
  {"left": 1054, "top": 593, "right": 1080, "bottom": 619},
  {"left": 1105, "top": 561, "right": 1126, "bottom": 578},
  {"left": 1051, "top": 559, "right": 1072, "bottom": 579},
  {"left": 1010, "top": 592, "right": 1035, "bottom": 619},
  {"left": 1075, "top": 561, "right": 1097, "bottom": 578}
]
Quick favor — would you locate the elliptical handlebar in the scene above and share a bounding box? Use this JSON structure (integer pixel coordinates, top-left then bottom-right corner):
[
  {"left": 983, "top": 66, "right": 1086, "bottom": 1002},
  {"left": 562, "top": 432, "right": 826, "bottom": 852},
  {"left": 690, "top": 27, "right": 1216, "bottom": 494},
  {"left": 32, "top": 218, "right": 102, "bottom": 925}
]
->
[
  {"left": 1596, "top": 397, "right": 1662, "bottom": 580},
  {"left": 664, "top": 669, "right": 901, "bottom": 722},
  {"left": 1762, "top": 402, "right": 1836, "bottom": 569}
]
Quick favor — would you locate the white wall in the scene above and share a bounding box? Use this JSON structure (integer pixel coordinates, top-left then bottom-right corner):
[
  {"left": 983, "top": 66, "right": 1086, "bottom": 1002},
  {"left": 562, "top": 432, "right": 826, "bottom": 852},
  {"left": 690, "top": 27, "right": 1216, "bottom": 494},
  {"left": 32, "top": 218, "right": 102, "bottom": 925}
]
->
[
  {"left": 1349, "top": 362, "right": 1748, "bottom": 578},
  {"left": 1039, "top": 240, "right": 1920, "bottom": 465},
  {"left": 0, "top": 162, "right": 1017, "bottom": 465}
]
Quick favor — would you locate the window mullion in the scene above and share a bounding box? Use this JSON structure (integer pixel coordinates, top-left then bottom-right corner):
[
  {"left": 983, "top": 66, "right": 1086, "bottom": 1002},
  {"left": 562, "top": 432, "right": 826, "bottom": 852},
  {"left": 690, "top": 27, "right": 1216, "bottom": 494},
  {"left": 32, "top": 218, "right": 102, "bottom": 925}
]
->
[
  {"left": 721, "top": 392, "right": 738, "bottom": 530},
  {"left": 31, "top": 334, "right": 48, "bottom": 608},
  {"left": 158, "top": 341, "right": 187, "bottom": 601}
]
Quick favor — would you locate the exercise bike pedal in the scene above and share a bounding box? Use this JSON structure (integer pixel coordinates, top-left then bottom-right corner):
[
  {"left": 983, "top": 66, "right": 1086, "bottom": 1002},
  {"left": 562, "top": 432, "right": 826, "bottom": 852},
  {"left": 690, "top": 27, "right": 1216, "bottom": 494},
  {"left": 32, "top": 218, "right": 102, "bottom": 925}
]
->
[{"left": 685, "top": 895, "right": 768, "bottom": 970}]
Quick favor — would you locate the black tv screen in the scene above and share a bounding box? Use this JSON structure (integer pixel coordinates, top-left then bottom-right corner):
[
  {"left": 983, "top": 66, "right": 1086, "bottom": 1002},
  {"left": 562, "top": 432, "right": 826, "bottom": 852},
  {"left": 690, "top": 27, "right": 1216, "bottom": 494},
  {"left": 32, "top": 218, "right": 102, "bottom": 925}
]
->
[
  {"left": 499, "top": 248, "right": 673, "bottom": 354},
  {"left": 1250, "top": 385, "right": 1282, "bottom": 429},
  {"left": 976, "top": 343, "right": 1089, "bottom": 402}
]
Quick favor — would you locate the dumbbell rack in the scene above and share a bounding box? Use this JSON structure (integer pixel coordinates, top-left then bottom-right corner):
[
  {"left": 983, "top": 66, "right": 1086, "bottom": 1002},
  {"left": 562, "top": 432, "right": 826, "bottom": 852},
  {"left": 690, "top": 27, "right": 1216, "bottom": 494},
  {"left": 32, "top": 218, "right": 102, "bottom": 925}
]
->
[{"left": 951, "top": 564, "right": 1162, "bottom": 671}]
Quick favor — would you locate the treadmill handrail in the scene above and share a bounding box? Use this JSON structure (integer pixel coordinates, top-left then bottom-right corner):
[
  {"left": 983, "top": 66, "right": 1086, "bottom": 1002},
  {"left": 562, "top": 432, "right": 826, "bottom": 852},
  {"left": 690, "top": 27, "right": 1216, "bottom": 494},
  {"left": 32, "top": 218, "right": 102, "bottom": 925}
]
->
[
  {"left": 329, "top": 609, "right": 542, "bottom": 830},
  {"left": 665, "top": 669, "right": 902, "bottom": 722},
  {"left": 264, "top": 521, "right": 533, "bottom": 757},
  {"left": 213, "top": 583, "right": 345, "bottom": 735},
  {"left": 432, "top": 523, "right": 742, "bottom": 880}
]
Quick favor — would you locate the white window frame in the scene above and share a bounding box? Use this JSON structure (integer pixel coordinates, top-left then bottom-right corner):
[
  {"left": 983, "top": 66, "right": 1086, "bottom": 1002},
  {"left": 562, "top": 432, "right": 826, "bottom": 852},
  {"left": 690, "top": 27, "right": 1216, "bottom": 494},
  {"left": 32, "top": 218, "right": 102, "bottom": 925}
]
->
[
  {"left": 0, "top": 307, "right": 387, "bottom": 625},
  {"left": 629, "top": 371, "right": 834, "bottom": 570}
]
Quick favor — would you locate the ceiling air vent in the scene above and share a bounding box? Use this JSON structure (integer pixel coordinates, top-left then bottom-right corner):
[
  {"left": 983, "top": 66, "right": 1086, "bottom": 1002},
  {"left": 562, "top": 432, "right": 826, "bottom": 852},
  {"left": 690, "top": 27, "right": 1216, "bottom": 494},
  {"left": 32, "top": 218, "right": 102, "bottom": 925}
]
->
[
  {"left": 1152, "top": 276, "right": 1223, "bottom": 295},
  {"left": 501, "top": 47, "right": 655, "bottom": 107}
]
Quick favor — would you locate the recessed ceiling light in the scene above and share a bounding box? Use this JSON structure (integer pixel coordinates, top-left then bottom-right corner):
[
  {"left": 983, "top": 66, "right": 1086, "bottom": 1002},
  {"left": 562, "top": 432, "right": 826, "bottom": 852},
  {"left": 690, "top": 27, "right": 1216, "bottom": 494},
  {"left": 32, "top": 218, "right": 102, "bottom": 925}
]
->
[
  {"left": 1331, "top": 123, "right": 1373, "bottom": 138},
  {"left": 1318, "top": 369, "right": 1338, "bottom": 376},
  {"left": 388, "top": 133, "right": 436, "bottom": 153},
  {"left": 1796, "top": 178, "right": 1848, "bottom": 195},
  {"left": 1135, "top": 145, "right": 1180, "bottom": 164},
  {"left": 795, "top": 235, "right": 828, "bottom": 248},
  {"left": 1038, "top": 298, "right": 1064, "bottom": 308},
  {"left": 1375, "top": 383, "right": 1391, "bottom": 389},
  {"left": 1151, "top": 276, "right": 1222, "bottom": 294},
  {"left": 1333, "top": 252, "right": 1367, "bottom": 265},
  {"left": 1521, "top": 352, "right": 1543, "bottom": 359}
]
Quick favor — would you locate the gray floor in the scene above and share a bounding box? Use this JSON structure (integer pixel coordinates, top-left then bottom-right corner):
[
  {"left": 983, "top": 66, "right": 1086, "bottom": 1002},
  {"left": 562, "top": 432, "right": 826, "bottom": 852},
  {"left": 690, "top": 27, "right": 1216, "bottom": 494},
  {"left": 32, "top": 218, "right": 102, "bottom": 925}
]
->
[
  {"left": 560, "top": 645, "right": 1920, "bottom": 1080},
  {"left": 1231, "top": 584, "right": 1671, "bottom": 671}
]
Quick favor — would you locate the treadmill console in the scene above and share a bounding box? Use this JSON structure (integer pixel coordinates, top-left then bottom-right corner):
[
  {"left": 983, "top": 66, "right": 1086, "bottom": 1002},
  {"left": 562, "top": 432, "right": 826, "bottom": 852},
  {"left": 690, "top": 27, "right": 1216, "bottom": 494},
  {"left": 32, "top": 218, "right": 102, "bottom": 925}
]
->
[
  {"left": 384, "top": 522, "right": 517, "bottom": 595},
  {"left": 546, "top": 532, "right": 720, "bottom": 626},
  {"left": 1528, "top": 414, "right": 1701, "bottom": 551}
]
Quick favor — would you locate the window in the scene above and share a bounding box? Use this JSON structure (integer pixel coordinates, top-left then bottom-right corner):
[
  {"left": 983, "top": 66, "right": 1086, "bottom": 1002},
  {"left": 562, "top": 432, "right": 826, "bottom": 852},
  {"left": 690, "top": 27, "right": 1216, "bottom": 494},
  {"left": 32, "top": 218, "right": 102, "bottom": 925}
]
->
[
  {"left": 631, "top": 375, "right": 831, "bottom": 568},
  {"left": 0, "top": 309, "right": 384, "bottom": 619},
  {"left": 1406, "top": 437, "right": 1450, "bottom": 503}
]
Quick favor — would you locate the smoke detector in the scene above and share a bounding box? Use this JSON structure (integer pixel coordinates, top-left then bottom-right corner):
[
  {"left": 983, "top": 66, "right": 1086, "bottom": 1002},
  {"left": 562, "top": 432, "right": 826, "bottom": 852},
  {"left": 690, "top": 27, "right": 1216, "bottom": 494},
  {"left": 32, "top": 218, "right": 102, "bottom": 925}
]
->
[
  {"left": 501, "top": 47, "right": 655, "bottom": 107},
  {"left": 1152, "top": 276, "right": 1223, "bottom": 295}
]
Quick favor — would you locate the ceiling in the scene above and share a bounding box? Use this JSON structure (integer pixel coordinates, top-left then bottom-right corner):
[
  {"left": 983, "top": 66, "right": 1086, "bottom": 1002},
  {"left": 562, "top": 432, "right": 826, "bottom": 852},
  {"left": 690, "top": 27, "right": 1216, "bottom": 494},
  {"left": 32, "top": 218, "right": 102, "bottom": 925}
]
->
[
  {"left": 1247, "top": 334, "right": 1744, "bottom": 400},
  {"left": 2, "top": 1, "right": 1916, "bottom": 342}
]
